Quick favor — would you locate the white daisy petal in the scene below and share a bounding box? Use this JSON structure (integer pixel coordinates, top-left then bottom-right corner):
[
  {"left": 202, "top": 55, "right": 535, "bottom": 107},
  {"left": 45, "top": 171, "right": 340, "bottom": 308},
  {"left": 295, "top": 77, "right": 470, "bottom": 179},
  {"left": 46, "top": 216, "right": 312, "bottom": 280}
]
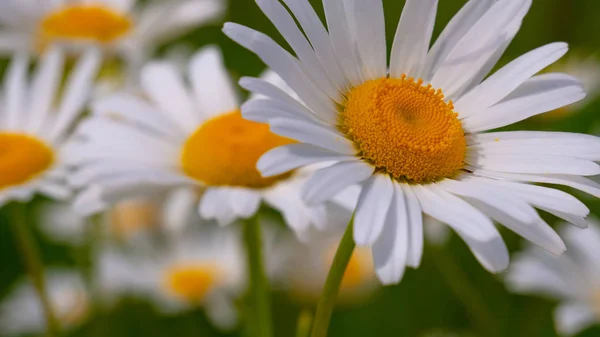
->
[
  {"left": 456, "top": 42, "right": 569, "bottom": 116},
  {"left": 439, "top": 178, "right": 537, "bottom": 223},
  {"left": 506, "top": 251, "right": 577, "bottom": 299},
  {"left": 263, "top": 185, "right": 311, "bottom": 234},
  {"left": 239, "top": 77, "right": 304, "bottom": 111},
  {"left": 463, "top": 73, "right": 585, "bottom": 132},
  {"left": 229, "top": 188, "right": 261, "bottom": 218},
  {"left": 222, "top": 23, "right": 336, "bottom": 122},
  {"left": 390, "top": 0, "right": 438, "bottom": 79},
  {"left": 354, "top": 174, "right": 394, "bottom": 246},
  {"left": 400, "top": 184, "right": 423, "bottom": 268},
  {"left": 92, "top": 93, "right": 182, "bottom": 140},
  {"left": 468, "top": 131, "right": 600, "bottom": 161},
  {"left": 349, "top": 0, "right": 386, "bottom": 80},
  {"left": 241, "top": 98, "right": 324, "bottom": 125},
  {"left": 269, "top": 118, "right": 355, "bottom": 155},
  {"left": 188, "top": 46, "right": 239, "bottom": 120},
  {"left": 429, "top": 0, "right": 531, "bottom": 99},
  {"left": 473, "top": 178, "right": 589, "bottom": 218},
  {"left": 466, "top": 153, "right": 600, "bottom": 176},
  {"left": 471, "top": 169, "right": 600, "bottom": 199},
  {"left": 373, "top": 183, "right": 408, "bottom": 285},
  {"left": 25, "top": 46, "right": 64, "bottom": 134},
  {"left": 423, "top": 0, "right": 496, "bottom": 80},
  {"left": 280, "top": 0, "right": 348, "bottom": 91},
  {"left": 257, "top": 143, "right": 356, "bottom": 178},
  {"left": 467, "top": 198, "right": 566, "bottom": 255},
  {"left": 3, "top": 52, "right": 28, "bottom": 130},
  {"left": 302, "top": 160, "right": 373, "bottom": 206},
  {"left": 554, "top": 302, "right": 597, "bottom": 336},
  {"left": 413, "top": 185, "right": 509, "bottom": 272},
  {"left": 141, "top": 61, "right": 200, "bottom": 133},
  {"left": 49, "top": 47, "right": 102, "bottom": 143},
  {"left": 541, "top": 208, "right": 589, "bottom": 229},
  {"left": 321, "top": 0, "right": 363, "bottom": 86},
  {"left": 256, "top": 0, "right": 341, "bottom": 102}
]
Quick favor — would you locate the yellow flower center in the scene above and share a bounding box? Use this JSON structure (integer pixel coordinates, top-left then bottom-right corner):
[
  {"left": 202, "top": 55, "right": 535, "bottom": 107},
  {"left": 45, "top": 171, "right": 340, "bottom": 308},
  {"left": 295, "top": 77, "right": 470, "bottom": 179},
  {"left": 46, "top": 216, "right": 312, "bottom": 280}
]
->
[
  {"left": 0, "top": 133, "right": 54, "bottom": 190},
  {"left": 164, "top": 264, "right": 221, "bottom": 302},
  {"left": 109, "top": 200, "right": 158, "bottom": 239},
  {"left": 181, "top": 110, "right": 296, "bottom": 189},
  {"left": 40, "top": 5, "right": 132, "bottom": 44},
  {"left": 340, "top": 76, "right": 466, "bottom": 183}
]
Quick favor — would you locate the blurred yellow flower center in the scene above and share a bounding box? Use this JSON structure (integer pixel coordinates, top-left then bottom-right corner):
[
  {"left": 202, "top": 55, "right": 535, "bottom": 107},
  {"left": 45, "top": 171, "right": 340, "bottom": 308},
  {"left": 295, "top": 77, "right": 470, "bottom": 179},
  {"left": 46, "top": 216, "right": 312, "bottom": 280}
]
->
[
  {"left": 40, "top": 5, "right": 132, "bottom": 43},
  {"left": 341, "top": 251, "right": 368, "bottom": 289},
  {"left": 164, "top": 264, "right": 220, "bottom": 302},
  {"left": 0, "top": 133, "right": 54, "bottom": 190},
  {"left": 593, "top": 289, "right": 600, "bottom": 317},
  {"left": 110, "top": 200, "right": 158, "bottom": 239},
  {"left": 326, "top": 245, "right": 372, "bottom": 291},
  {"left": 181, "top": 110, "right": 296, "bottom": 189},
  {"left": 340, "top": 76, "right": 466, "bottom": 183}
]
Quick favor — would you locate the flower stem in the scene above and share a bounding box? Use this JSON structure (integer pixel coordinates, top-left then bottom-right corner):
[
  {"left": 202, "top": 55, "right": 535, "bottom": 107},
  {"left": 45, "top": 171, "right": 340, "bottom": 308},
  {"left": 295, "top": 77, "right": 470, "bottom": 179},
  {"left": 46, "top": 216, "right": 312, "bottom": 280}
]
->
[
  {"left": 295, "top": 309, "right": 313, "bottom": 337},
  {"left": 310, "top": 218, "right": 355, "bottom": 337},
  {"left": 9, "top": 203, "right": 61, "bottom": 336},
  {"left": 430, "top": 245, "right": 499, "bottom": 337},
  {"left": 243, "top": 214, "right": 273, "bottom": 337}
]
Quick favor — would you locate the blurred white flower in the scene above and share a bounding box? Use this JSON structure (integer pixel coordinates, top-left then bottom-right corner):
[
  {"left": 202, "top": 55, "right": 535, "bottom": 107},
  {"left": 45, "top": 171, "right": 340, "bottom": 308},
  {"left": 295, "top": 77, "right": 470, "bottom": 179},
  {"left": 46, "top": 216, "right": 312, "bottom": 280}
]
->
[
  {"left": 507, "top": 221, "right": 600, "bottom": 335},
  {"left": 0, "top": 46, "right": 100, "bottom": 207},
  {"left": 0, "top": 270, "right": 89, "bottom": 336},
  {"left": 37, "top": 187, "right": 202, "bottom": 245},
  {"left": 97, "top": 226, "right": 246, "bottom": 330},
  {"left": 0, "top": 0, "right": 225, "bottom": 68},
  {"left": 277, "top": 221, "right": 380, "bottom": 305},
  {"left": 69, "top": 46, "right": 338, "bottom": 239}
]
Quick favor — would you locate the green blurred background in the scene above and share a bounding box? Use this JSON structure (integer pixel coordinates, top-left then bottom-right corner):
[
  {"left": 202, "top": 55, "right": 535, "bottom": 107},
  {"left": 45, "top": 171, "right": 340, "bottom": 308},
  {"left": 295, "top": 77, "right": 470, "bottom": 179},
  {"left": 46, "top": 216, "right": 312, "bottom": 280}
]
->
[{"left": 1, "top": 0, "right": 600, "bottom": 336}]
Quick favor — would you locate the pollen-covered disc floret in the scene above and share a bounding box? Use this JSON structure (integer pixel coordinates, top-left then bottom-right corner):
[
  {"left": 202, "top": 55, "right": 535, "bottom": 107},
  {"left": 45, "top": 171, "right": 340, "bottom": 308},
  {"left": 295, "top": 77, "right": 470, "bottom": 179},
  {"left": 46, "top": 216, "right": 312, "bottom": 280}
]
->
[
  {"left": 340, "top": 76, "right": 466, "bottom": 183},
  {"left": 164, "top": 263, "right": 221, "bottom": 302},
  {"left": 40, "top": 5, "right": 132, "bottom": 43},
  {"left": 0, "top": 133, "right": 54, "bottom": 190},
  {"left": 181, "top": 110, "right": 295, "bottom": 189}
]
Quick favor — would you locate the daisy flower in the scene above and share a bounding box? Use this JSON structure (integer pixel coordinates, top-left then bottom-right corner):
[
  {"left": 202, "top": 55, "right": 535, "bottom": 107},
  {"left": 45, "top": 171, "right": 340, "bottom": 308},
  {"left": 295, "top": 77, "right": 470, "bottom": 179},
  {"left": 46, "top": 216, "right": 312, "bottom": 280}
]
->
[
  {"left": 223, "top": 0, "right": 600, "bottom": 284},
  {"left": 97, "top": 227, "right": 246, "bottom": 330},
  {"left": 0, "top": 46, "right": 100, "bottom": 207},
  {"left": 0, "top": 270, "right": 89, "bottom": 336},
  {"left": 507, "top": 221, "right": 600, "bottom": 336},
  {"left": 69, "top": 46, "right": 333, "bottom": 237},
  {"left": 0, "top": 0, "right": 225, "bottom": 66}
]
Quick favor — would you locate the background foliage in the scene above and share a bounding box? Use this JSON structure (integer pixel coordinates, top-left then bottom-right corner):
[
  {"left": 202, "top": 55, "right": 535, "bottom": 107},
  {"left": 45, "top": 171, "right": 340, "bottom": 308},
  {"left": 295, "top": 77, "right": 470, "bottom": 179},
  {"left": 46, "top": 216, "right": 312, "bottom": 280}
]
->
[{"left": 1, "top": 0, "right": 600, "bottom": 336}]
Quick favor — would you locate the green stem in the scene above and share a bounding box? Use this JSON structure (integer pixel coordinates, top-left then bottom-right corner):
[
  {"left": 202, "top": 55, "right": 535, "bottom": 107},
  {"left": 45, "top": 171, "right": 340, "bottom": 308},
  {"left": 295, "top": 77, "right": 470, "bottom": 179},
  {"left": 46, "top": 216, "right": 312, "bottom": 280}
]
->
[
  {"left": 243, "top": 214, "right": 273, "bottom": 337},
  {"left": 295, "top": 309, "right": 313, "bottom": 337},
  {"left": 9, "top": 203, "right": 61, "bottom": 337},
  {"left": 310, "top": 218, "right": 355, "bottom": 337},
  {"left": 430, "top": 245, "right": 498, "bottom": 337}
]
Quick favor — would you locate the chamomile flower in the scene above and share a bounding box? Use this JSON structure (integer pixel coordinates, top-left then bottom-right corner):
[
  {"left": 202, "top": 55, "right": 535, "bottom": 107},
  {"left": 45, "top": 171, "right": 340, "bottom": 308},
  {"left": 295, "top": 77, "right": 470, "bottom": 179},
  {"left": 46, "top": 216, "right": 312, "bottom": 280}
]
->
[
  {"left": 507, "top": 221, "right": 600, "bottom": 336},
  {"left": 69, "top": 46, "right": 332, "bottom": 237},
  {"left": 0, "top": 270, "right": 89, "bottom": 336},
  {"left": 224, "top": 0, "right": 600, "bottom": 284},
  {"left": 0, "top": 47, "right": 100, "bottom": 207},
  {"left": 0, "top": 0, "right": 225, "bottom": 67},
  {"left": 97, "top": 227, "right": 246, "bottom": 330}
]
